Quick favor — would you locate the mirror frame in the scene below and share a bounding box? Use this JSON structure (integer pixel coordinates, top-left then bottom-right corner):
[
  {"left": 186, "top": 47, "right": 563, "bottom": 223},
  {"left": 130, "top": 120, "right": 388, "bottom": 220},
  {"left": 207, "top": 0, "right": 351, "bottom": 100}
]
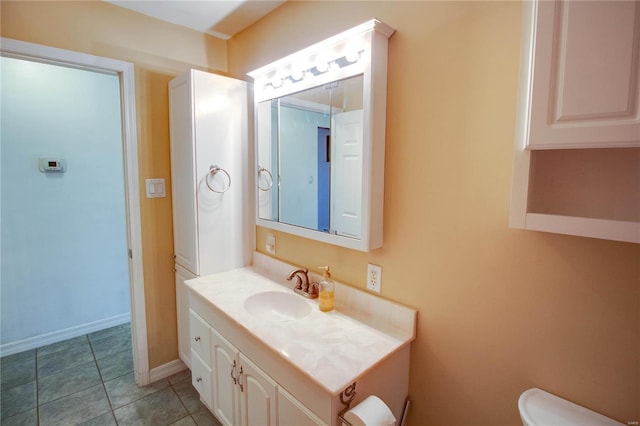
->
[{"left": 248, "top": 19, "right": 395, "bottom": 251}]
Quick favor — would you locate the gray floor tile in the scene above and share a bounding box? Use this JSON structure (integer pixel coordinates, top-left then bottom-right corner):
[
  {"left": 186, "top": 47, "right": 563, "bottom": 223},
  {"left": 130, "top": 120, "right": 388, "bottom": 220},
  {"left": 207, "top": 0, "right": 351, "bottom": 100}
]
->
[
  {"left": 78, "top": 411, "right": 117, "bottom": 426},
  {"left": 38, "top": 360, "right": 102, "bottom": 404},
  {"left": 95, "top": 349, "right": 133, "bottom": 382},
  {"left": 0, "top": 381, "right": 37, "bottom": 419},
  {"left": 0, "top": 407, "right": 37, "bottom": 426},
  {"left": 173, "top": 379, "right": 203, "bottom": 414},
  {"left": 0, "top": 357, "right": 36, "bottom": 390},
  {"left": 0, "top": 350, "right": 35, "bottom": 367},
  {"left": 37, "top": 335, "right": 89, "bottom": 358},
  {"left": 91, "top": 332, "right": 132, "bottom": 360},
  {"left": 88, "top": 323, "right": 130, "bottom": 344},
  {"left": 112, "top": 387, "right": 188, "bottom": 426},
  {"left": 168, "top": 416, "right": 196, "bottom": 426},
  {"left": 104, "top": 372, "right": 169, "bottom": 409},
  {"left": 37, "top": 343, "right": 94, "bottom": 378},
  {"left": 191, "top": 409, "right": 221, "bottom": 426},
  {"left": 38, "top": 384, "right": 111, "bottom": 426},
  {"left": 168, "top": 369, "right": 191, "bottom": 385}
]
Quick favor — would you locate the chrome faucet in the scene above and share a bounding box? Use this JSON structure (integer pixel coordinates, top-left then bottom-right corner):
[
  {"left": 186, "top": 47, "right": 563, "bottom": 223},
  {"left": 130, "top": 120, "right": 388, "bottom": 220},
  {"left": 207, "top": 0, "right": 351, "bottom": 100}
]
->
[{"left": 286, "top": 268, "right": 318, "bottom": 299}]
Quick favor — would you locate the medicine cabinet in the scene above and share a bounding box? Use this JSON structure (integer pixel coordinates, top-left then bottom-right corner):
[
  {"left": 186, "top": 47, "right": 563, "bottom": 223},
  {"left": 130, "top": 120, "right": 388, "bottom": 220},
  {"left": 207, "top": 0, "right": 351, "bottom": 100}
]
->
[{"left": 248, "top": 19, "right": 395, "bottom": 251}]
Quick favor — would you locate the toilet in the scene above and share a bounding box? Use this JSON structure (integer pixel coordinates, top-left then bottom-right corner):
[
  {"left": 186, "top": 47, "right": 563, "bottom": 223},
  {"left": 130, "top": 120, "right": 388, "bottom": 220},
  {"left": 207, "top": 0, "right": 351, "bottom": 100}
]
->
[{"left": 518, "top": 388, "right": 625, "bottom": 426}]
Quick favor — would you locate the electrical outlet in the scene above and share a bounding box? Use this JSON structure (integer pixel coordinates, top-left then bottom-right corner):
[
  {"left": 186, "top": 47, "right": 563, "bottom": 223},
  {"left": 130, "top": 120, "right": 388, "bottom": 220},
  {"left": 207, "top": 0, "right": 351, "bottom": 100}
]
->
[{"left": 367, "top": 264, "right": 382, "bottom": 293}]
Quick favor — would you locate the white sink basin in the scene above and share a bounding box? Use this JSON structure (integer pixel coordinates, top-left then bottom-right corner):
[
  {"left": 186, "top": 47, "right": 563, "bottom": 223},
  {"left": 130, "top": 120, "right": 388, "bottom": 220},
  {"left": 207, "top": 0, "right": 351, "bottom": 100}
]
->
[{"left": 244, "top": 291, "right": 312, "bottom": 321}]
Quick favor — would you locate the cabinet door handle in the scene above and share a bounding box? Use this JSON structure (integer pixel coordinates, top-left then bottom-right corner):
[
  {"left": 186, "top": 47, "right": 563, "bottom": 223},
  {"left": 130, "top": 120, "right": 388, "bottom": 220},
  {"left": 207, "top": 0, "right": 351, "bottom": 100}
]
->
[
  {"left": 230, "top": 360, "right": 237, "bottom": 385},
  {"left": 194, "top": 336, "right": 201, "bottom": 342},
  {"left": 196, "top": 377, "right": 202, "bottom": 383},
  {"left": 238, "top": 366, "right": 244, "bottom": 392}
]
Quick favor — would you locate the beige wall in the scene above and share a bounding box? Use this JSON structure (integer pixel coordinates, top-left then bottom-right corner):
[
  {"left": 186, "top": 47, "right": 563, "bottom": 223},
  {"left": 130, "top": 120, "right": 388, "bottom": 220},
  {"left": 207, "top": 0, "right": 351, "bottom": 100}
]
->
[
  {"left": 2, "top": 1, "right": 638, "bottom": 425},
  {"left": 1, "top": 0, "right": 227, "bottom": 368},
  {"left": 228, "top": 1, "right": 640, "bottom": 425}
]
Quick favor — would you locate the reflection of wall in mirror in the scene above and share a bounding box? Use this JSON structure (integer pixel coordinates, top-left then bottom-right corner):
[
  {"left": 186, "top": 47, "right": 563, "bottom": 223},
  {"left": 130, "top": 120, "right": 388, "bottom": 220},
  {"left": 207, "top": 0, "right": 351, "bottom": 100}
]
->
[
  {"left": 279, "top": 106, "right": 330, "bottom": 229},
  {"left": 257, "top": 101, "right": 277, "bottom": 220},
  {"left": 332, "top": 76, "right": 364, "bottom": 112},
  {"left": 287, "top": 75, "right": 364, "bottom": 113}
]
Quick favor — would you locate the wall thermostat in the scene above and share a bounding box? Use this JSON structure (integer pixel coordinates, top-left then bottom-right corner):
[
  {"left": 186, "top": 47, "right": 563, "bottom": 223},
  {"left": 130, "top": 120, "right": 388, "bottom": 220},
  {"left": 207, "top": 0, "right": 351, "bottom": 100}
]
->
[{"left": 38, "top": 158, "right": 66, "bottom": 173}]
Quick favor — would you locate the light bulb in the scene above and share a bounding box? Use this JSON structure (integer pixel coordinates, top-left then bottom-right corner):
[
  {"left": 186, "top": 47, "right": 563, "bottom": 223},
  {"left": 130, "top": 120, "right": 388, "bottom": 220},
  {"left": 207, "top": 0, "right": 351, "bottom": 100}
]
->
[
  {"left": 345, "top": 50, "right": 360, "bottom": 63},
  {"left": 290, "top": 69, "right": 304, "bottom": 82},
  {"left": 314, "top": 61, "right": 329, "bottom": 73}
]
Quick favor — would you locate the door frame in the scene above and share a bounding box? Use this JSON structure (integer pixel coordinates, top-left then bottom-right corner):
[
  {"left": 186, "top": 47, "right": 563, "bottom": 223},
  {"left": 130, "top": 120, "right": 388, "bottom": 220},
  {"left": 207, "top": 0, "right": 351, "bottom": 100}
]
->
[{"left": 1, "top": 38, "right": 150, "bottom": 385}]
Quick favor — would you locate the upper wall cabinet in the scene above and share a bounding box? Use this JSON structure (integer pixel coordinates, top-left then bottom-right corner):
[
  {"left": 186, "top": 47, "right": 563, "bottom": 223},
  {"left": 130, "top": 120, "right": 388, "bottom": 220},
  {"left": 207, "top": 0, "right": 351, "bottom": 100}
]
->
[
  {"left": 248, "top": 19, "right": 395, "bottom": 252},
  {"left": 511, "top": 1, "right": 640, "bottom": 244},
  {"left": 527, "top": 1, "right": 640, "bottom": 149}
]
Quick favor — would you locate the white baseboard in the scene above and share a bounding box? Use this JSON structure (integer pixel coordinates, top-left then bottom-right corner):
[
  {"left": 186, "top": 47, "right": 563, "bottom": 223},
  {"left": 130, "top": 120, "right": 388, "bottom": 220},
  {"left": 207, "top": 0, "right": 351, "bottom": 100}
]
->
[
  {"left": 0, "top": 313, "right": 131, "bottom": 357},
  {"left": 149, "top": 358, "right": 188, "bottom": 383}
]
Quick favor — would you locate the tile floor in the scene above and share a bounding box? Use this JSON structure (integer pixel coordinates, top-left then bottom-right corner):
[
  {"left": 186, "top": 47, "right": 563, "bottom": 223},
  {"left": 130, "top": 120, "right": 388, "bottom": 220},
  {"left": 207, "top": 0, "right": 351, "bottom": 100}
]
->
[{"left": 0, "top": 323, "right": 221, "bottom": 426}]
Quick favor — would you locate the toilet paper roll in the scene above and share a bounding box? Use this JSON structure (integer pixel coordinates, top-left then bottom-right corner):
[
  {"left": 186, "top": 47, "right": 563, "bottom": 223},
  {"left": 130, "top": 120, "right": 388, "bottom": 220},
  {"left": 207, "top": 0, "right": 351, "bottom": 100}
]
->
[{"left": 343, "top": 395, "right": 396, "bottom": 426}]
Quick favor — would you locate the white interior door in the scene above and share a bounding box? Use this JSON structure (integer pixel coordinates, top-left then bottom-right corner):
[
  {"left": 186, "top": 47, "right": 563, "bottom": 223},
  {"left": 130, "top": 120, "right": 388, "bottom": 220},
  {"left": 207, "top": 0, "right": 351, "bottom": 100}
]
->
[{"left": 331, "top": 109, "right": 364, "bottom": 238}]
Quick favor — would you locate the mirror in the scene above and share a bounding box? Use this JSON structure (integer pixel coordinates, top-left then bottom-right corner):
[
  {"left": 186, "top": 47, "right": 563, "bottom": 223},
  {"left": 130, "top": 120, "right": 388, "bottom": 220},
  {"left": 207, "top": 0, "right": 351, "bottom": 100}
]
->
[
  {"left": 257, "top": 74, "right": 364, "bottom": 238},
  {"left": 249, "top": 19, "right": 394, "bottom": 251}
]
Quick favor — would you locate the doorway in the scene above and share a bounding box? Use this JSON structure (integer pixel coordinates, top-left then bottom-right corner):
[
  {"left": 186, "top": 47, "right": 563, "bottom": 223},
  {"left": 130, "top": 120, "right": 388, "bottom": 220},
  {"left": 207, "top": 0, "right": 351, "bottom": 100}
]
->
[
  {"left": 0, "top": 38, "right": 149, "bottom": 385},
  {"left": 317, "top": 127, "right": 331, "bottom": 232}
]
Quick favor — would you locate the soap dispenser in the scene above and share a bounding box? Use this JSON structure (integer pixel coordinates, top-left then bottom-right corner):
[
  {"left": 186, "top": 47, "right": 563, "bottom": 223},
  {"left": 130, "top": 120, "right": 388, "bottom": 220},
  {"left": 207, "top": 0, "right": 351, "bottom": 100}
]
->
[{"left": 318, "top": 266, "right": 335, "bottom": 312}]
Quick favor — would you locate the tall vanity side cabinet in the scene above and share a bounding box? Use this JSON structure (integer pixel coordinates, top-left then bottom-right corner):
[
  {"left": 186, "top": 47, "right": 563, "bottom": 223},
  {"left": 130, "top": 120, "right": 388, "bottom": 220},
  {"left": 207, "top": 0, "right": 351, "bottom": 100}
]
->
[{"left": 169, "top": 69, "right": 253, "bottom": 368}]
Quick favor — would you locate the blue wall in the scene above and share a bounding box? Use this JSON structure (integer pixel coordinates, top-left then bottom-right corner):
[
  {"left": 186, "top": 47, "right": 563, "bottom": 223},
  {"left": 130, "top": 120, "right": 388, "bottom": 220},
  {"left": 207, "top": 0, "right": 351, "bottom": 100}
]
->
[{"left": 1, "top": 57, "right": 130, "bottom": 352}]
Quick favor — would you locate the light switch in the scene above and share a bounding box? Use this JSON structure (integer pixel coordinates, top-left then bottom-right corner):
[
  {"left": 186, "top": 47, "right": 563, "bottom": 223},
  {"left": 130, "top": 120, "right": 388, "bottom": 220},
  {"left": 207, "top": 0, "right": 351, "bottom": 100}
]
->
[{"left": 145, "top": 178, "right": 166, "bottom": 198}]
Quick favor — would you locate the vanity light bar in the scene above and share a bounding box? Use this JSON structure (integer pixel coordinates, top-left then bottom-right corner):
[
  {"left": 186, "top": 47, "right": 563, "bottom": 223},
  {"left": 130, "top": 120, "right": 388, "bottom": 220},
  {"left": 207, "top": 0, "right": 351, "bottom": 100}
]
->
[
  {"left": 249, "top": 19, "right": 394, "bottom": 102},
  {"left": 264, "top": 49, "right": 365, "bottom": 91}
]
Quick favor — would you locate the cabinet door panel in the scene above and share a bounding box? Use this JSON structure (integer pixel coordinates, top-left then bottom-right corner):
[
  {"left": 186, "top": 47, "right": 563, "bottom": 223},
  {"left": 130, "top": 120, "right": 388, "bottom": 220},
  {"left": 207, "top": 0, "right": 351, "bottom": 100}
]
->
[
  {"left": 239, "top": 353, "right": 277, "bottom": 426},
  {"left": 278, "top": 387, "right": 325, "bottom": 426},
  {"left": 189, "top": 309, "right": 211, "bottom": 364},
  {"left": 168, "top": 75, "right": 199, "bottom": 274},
  {"left": 529, "top": 0, "right": 640, "bottom": 148},
  {"left": 176, "top": 265, "right": 196, "bottom": 368},
  {"left": 191, "top": 350, "right": 213, "bottom": 409},
  {"left": 211, "top": 328, "right": 240, "bottom": 426}
]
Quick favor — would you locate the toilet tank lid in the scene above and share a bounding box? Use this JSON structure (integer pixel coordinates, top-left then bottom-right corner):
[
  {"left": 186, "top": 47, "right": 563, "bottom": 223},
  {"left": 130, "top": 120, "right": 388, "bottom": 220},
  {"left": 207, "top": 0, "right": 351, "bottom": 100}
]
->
[{"left": 518, "top": 388, "right": 624, "bottom": 426}]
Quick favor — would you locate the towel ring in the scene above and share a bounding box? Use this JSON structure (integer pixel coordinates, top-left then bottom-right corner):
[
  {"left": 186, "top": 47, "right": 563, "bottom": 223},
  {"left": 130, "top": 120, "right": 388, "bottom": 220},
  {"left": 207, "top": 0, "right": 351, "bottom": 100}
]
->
[
  {"left": 257, "top": 166, "right": 273, "bottom": 191},
  {"left": 206, "top": 165, "right": 231, "bottom": 193}
]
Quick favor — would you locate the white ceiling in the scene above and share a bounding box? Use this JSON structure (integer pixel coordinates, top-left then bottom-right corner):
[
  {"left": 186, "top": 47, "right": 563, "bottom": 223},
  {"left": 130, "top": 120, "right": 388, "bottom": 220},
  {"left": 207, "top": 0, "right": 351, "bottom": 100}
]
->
[{"left": 105, "top": 0, "right": 285, "bottom": 40}]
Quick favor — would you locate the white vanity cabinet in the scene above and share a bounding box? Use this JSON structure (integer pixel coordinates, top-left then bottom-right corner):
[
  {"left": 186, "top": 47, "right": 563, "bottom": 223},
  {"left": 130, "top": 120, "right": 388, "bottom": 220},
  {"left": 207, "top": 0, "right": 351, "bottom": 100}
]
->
[
  {"left": 190, "top": 306, "right": 324, "bottom": 426},
  {"left": 510, "top": 0, "right": 640, "bottom": 243},
  {"left": 185, "top": 270, "right": 414, "bottom": 426},
  {"left": 184, "top": 258, "right": 417, "bottom": 426},
  {"left": 210, "top": 327, "right": 279, "bottom": 426},
  {"left": 189, "top": 309, "right": 213, "bottom": 409}
]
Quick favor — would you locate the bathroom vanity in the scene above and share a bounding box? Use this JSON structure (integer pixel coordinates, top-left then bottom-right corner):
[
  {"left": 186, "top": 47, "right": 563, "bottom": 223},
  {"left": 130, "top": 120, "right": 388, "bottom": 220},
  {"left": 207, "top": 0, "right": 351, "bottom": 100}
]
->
[{"left": 181, "top": 253, "right": 417, "bottom": 426}]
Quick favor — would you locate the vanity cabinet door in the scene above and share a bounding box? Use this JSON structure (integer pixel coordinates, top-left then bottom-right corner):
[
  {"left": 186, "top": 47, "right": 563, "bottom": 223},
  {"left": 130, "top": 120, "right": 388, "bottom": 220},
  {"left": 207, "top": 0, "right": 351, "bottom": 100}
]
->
[
  {"left": 527, "top": 0, "right": 640, "bottom": 149},
  {"left": 190, "top": 350, "right": 213, "bottom": 409},
  {"left": 277, "top": 386, "right": 325, "bottom": 426},
  {"left": 239, "top": 353, "right": 277, "bottom": 426},
  {"left": 176, "top": 265, "right": 195, "bottom": 368},
  {"left": 189, "top": 309, "right": 211, "bottom": 363},
  {"left": 211, "top": 328, "right": 240, "bottom": 426}
]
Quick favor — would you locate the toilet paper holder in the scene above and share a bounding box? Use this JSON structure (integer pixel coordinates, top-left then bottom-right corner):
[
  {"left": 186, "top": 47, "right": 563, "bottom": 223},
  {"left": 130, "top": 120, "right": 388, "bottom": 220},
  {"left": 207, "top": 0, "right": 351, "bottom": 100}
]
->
[
  {"left": 338, "top": 382, "right": 358, "bottom": 426},
  {"left": 337, "top": 382, "right": 411, "bottom": 426}
]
